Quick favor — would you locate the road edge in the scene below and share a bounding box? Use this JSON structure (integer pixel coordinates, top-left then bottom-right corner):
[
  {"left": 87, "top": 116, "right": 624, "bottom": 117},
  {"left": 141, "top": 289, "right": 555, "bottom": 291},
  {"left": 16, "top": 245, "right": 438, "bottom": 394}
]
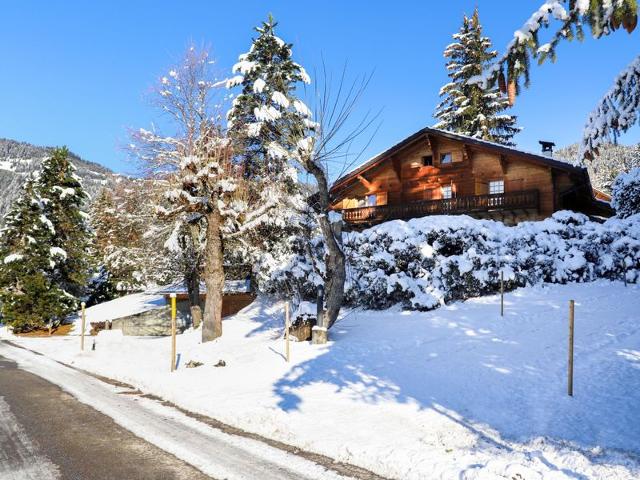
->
[{"left": 1, "top": 339, "right": 391, "bottom": 480}]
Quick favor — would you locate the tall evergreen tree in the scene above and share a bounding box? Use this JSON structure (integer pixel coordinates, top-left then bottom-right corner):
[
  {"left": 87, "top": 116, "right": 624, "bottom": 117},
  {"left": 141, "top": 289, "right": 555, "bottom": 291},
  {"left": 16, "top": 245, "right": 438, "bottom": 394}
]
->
[
  {"left": 226, "top": 14, "right": 314, "bottom": 181},
  {"left": 36, "top": 147, "right": 91, "bottom": 298},
  {"left": 225, "top": 15, "right": 314, "bottom": 311},
  {"left": 434, "top": 8, "right": 520, "bottom": 145},
  {"left": 0, "top": 178, "right": 72, "bottom": 331}
]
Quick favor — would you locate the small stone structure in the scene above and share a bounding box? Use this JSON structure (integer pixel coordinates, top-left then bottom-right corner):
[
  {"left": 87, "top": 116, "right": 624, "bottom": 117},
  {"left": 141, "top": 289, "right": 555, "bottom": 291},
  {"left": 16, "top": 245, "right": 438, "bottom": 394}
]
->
[
  {"left": 91, "top": 280, "right": 255, "bottom": 336},
  {"left": 109, "top": 305, "right": 189, "bottom": 336}
]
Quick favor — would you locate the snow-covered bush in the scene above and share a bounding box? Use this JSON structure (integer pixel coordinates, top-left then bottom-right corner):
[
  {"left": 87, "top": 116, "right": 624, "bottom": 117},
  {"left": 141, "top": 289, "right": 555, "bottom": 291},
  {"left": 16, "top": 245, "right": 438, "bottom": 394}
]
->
[
  {"left": 612, "top": 167, "right": 640, "bottom": 218},
  {"left": 254, "top": 233, "right": 323, "bottom": 301},
  {"left": 258, "top": 212, "right": 640, "bottom": 311}
]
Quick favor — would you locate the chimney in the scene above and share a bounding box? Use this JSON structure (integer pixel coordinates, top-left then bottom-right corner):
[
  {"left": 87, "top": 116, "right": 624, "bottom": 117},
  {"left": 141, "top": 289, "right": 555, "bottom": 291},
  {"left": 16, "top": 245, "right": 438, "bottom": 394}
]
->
[{"left": 539, "top": 140, "right": 555, "bottom": 157}]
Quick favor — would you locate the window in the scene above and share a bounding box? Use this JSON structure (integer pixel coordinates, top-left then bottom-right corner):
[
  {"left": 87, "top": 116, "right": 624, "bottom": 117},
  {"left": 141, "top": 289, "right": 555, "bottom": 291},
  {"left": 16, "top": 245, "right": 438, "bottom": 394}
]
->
[
  {"left": 422, "top": 155, "right": 433, "bottom": 166},
  {"left": 366, "top": 194, "right": 377, "bottom": 206},
  {"left": 489, "top": 180, "right": 504, "bottom": 195},
  {"left": 440, "top": 152, "right": 453, "bottom": 164},
  {"left": 357, "top": 198, "right": 365, "bottom": 207},
  {"left": 441, "top": 185, "right": 452, "bottom": 199}
]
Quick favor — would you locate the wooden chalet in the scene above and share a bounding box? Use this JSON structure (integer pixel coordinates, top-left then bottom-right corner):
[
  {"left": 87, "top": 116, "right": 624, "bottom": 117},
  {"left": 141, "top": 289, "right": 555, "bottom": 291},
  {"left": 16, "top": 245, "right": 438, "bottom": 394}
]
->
[{"left": 330, "top": 127, "right": 613, "bottom": 227}]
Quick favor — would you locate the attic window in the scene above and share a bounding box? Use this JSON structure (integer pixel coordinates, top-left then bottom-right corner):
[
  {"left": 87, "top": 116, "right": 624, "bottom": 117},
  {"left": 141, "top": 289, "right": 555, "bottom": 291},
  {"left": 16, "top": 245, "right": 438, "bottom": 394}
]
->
[
  {"left": 440, "top": 152, "right": 453, "bottom": 164},
  {"left": 422, "top": 155, "right": 433, "bottom": 166}
]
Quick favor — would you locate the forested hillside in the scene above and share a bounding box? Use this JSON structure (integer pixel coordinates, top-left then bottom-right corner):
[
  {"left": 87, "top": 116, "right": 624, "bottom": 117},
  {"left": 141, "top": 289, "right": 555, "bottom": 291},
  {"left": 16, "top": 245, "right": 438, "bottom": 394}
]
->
[{"left": 0, "top": 138, "right": 117, "bottom": 218}]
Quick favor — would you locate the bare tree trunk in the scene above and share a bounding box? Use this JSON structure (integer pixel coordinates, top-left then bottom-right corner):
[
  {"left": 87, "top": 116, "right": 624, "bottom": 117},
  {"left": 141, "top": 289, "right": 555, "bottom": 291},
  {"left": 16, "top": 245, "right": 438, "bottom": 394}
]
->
[
  {"left": 306, "top": 160, "right": 346, "bottom": 330},
  {"left": 185, "top": 223, "right": 202, "bottom": 329},
  {"left": 186, "top": 267, "right": 202, "bottom": 329},
  {"left": 317, "top": 215, "right": 345, "bottom": 329},
  {"left": 202, "top": 209, "right": 224, "bottom": 342}
]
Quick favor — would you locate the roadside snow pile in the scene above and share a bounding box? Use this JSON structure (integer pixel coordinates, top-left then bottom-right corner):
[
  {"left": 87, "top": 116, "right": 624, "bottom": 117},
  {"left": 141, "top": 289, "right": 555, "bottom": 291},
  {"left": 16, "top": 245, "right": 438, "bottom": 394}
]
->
[
  {"left": 8, "top": 281, "right": 640, "bottom": 480},
  {"left": 262, "top": 211, "right": 640, "bottom": 310}
]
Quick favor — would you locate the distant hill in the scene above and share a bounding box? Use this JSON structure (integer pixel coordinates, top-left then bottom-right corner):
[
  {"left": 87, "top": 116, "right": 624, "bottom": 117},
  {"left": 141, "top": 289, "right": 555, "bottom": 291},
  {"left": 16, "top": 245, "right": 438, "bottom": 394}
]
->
[
  {"left": 0, "top": 138, "right": 119, "bottom": 219},
  {"left": 556, "top": 142, "right": 640, "bottom": 194}
]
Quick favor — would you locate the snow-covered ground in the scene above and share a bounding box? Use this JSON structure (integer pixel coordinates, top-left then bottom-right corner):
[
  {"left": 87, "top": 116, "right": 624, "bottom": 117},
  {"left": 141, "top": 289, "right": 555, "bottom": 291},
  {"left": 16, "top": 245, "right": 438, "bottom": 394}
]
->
[{"left": 3, "top": 280, "right": 640, "bottom": 479}]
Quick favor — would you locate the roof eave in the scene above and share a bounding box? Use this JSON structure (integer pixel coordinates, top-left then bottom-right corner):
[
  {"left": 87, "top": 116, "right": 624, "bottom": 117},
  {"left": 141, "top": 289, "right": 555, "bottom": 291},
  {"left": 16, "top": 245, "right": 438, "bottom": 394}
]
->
[{"left": 330, "top": 127, "right": 587, "bottom": 194}]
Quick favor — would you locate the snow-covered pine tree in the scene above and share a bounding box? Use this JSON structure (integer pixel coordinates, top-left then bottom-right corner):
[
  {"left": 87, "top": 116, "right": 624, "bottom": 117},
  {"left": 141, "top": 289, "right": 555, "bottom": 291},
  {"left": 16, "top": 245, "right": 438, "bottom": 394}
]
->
[
  {"left": 0, "top": 177, "right": 72, "bottom": 331},
  {"left": 434, "top": 8, "right": 520, "bottom": 145},
  {"left": 225, "top": 14, "right": 315, "bottom": 300},
  {"left": 581, "top": 55, "right": 639, "bottom": 160},
  {"left": 226, "top": 14, "right": 313, "bottom": 182},
  {"left": 36, "top": 147, "right": 91, "bottom": 299}
]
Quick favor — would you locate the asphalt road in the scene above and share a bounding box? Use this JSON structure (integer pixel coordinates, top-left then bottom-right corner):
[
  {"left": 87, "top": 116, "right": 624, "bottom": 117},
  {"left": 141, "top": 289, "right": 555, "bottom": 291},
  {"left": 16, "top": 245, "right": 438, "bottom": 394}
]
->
[{"left": 0, "top": 354, "right": 214, "bottom": 480}]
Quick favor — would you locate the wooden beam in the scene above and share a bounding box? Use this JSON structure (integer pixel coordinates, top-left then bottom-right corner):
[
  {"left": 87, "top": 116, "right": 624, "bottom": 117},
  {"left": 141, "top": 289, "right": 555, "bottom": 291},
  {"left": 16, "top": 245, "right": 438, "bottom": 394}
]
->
[
  {"left": 499, "top": 155, "right": 508, "bottom": 174},
  {"left": 427, "top": 134, "right": 439, "bottom": 161},
  {"left": 462, "top": 144, "right": 472, "bottom": 162},
  {"left": 391, "top": 156, "right": 404, "bottom": 202},
  {"left": 391, "top": 156, "right": 402, "bottom": 182},
  {"left": 356, "top": 174, "right": 373, "bottom": 191}
]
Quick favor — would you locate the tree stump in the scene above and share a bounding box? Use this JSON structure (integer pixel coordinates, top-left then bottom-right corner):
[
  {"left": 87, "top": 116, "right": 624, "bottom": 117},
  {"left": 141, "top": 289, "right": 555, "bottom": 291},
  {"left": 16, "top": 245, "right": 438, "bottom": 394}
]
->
[{"left": 191, "top": 305, "right": 202, "bottom": 329}]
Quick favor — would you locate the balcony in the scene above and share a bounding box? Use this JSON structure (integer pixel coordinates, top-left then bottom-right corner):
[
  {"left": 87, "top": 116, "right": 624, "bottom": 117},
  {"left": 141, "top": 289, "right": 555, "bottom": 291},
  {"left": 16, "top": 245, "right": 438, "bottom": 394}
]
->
[{"left": 341, "top": 189, "right": 539, "bottom": 225}]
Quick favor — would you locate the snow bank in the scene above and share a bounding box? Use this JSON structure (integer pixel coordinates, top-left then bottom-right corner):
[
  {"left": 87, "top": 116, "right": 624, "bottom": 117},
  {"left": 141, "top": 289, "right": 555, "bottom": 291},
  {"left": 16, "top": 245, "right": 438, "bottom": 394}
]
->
[
  {"left": 10, "top": 281, "right": 640, "bottom": 479},
  {"left": 261, "top": 211, "right": 640, "bottom": 310}
]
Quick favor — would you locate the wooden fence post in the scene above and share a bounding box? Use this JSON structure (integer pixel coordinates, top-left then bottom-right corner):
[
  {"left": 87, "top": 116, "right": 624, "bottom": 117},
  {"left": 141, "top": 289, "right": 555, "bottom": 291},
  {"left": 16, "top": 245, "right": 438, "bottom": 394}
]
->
[
  {"left": 170, "top": 293, "right": 177, "bottom": 372},
  {"left": 285, "top": 301, "right": 290, "bottom": 363},
  {"left": 568, "top": 299, "right": 575, "bottom": 397},
  {"left": 80, "top": 302, "right": 86, "bottom": 351},
  {"left": 500, "top": 271, "right": 504, "bottom": 317}
]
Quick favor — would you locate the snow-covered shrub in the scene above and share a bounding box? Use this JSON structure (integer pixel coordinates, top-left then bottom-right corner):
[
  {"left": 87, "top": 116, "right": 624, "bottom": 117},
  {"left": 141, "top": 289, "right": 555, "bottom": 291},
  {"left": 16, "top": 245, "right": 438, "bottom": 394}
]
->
[
  {"left": 612, "top": 167, "right": 640, "bottom": 218},
  {"left": 254, "top": 233, "right": 323, "bottom": 301},
  {"left": 258, "top": 212, "right": 640, "bottom": 311}
]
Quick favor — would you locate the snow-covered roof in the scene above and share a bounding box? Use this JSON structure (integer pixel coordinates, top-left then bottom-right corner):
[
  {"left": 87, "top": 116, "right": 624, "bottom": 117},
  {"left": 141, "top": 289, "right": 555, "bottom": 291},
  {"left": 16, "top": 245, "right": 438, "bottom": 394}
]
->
[
  {"left": 65, "top": 281, "right": 253, "bottom": 333},
  {"left": 331, "top": 127, "right": 585, "bottom": 192}
]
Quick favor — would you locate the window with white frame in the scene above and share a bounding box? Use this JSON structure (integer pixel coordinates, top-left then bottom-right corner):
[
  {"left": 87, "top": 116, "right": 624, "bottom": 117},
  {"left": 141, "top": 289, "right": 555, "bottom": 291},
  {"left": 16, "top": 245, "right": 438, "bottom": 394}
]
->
[
  {"left": 489, "top": 180, "right": 504, "bottom": 195},
  {"left": 441, "top": 185, "right": 452, "bottom": 199}
]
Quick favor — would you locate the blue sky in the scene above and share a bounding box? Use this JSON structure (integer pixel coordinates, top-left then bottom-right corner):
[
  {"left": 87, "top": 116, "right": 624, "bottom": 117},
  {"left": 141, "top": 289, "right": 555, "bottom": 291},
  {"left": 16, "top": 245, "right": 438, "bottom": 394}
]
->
[{"left": 0, "top": 1, "right": 637, "bottom": 176}]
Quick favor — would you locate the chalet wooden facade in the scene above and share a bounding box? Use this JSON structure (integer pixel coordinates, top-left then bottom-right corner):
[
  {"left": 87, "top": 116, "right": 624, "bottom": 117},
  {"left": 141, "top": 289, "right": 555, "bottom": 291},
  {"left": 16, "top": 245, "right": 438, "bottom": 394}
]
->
[{"left": 330, "top": 127, "right": 613, "bottom": 226}]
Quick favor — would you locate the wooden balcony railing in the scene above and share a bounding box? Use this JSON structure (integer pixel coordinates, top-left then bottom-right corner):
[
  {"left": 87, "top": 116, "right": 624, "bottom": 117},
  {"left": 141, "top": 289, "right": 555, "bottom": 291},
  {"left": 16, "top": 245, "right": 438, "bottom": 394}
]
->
[{"left": 341, "top": 189, "right": 539, "bottom": 224}]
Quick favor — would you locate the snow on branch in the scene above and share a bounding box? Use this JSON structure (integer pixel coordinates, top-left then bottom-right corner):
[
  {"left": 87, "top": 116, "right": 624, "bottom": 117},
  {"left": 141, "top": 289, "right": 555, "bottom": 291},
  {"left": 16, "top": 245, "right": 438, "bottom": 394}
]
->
[
  {"left": 469, "top": 1, "right": 638, "bottom": 94},
  {"left": 581, "top": 55, "right": 640, "bottom": 161}
]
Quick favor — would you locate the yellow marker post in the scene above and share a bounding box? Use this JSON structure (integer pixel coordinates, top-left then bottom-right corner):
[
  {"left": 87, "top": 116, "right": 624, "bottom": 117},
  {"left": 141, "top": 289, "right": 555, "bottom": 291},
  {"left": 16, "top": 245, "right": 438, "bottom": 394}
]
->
[
  {"left": 170, "top": 293, "right": 177, "bottom": 372},
  {"left": 80, "top": 302, "right": 86, "bottom": 351}
]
